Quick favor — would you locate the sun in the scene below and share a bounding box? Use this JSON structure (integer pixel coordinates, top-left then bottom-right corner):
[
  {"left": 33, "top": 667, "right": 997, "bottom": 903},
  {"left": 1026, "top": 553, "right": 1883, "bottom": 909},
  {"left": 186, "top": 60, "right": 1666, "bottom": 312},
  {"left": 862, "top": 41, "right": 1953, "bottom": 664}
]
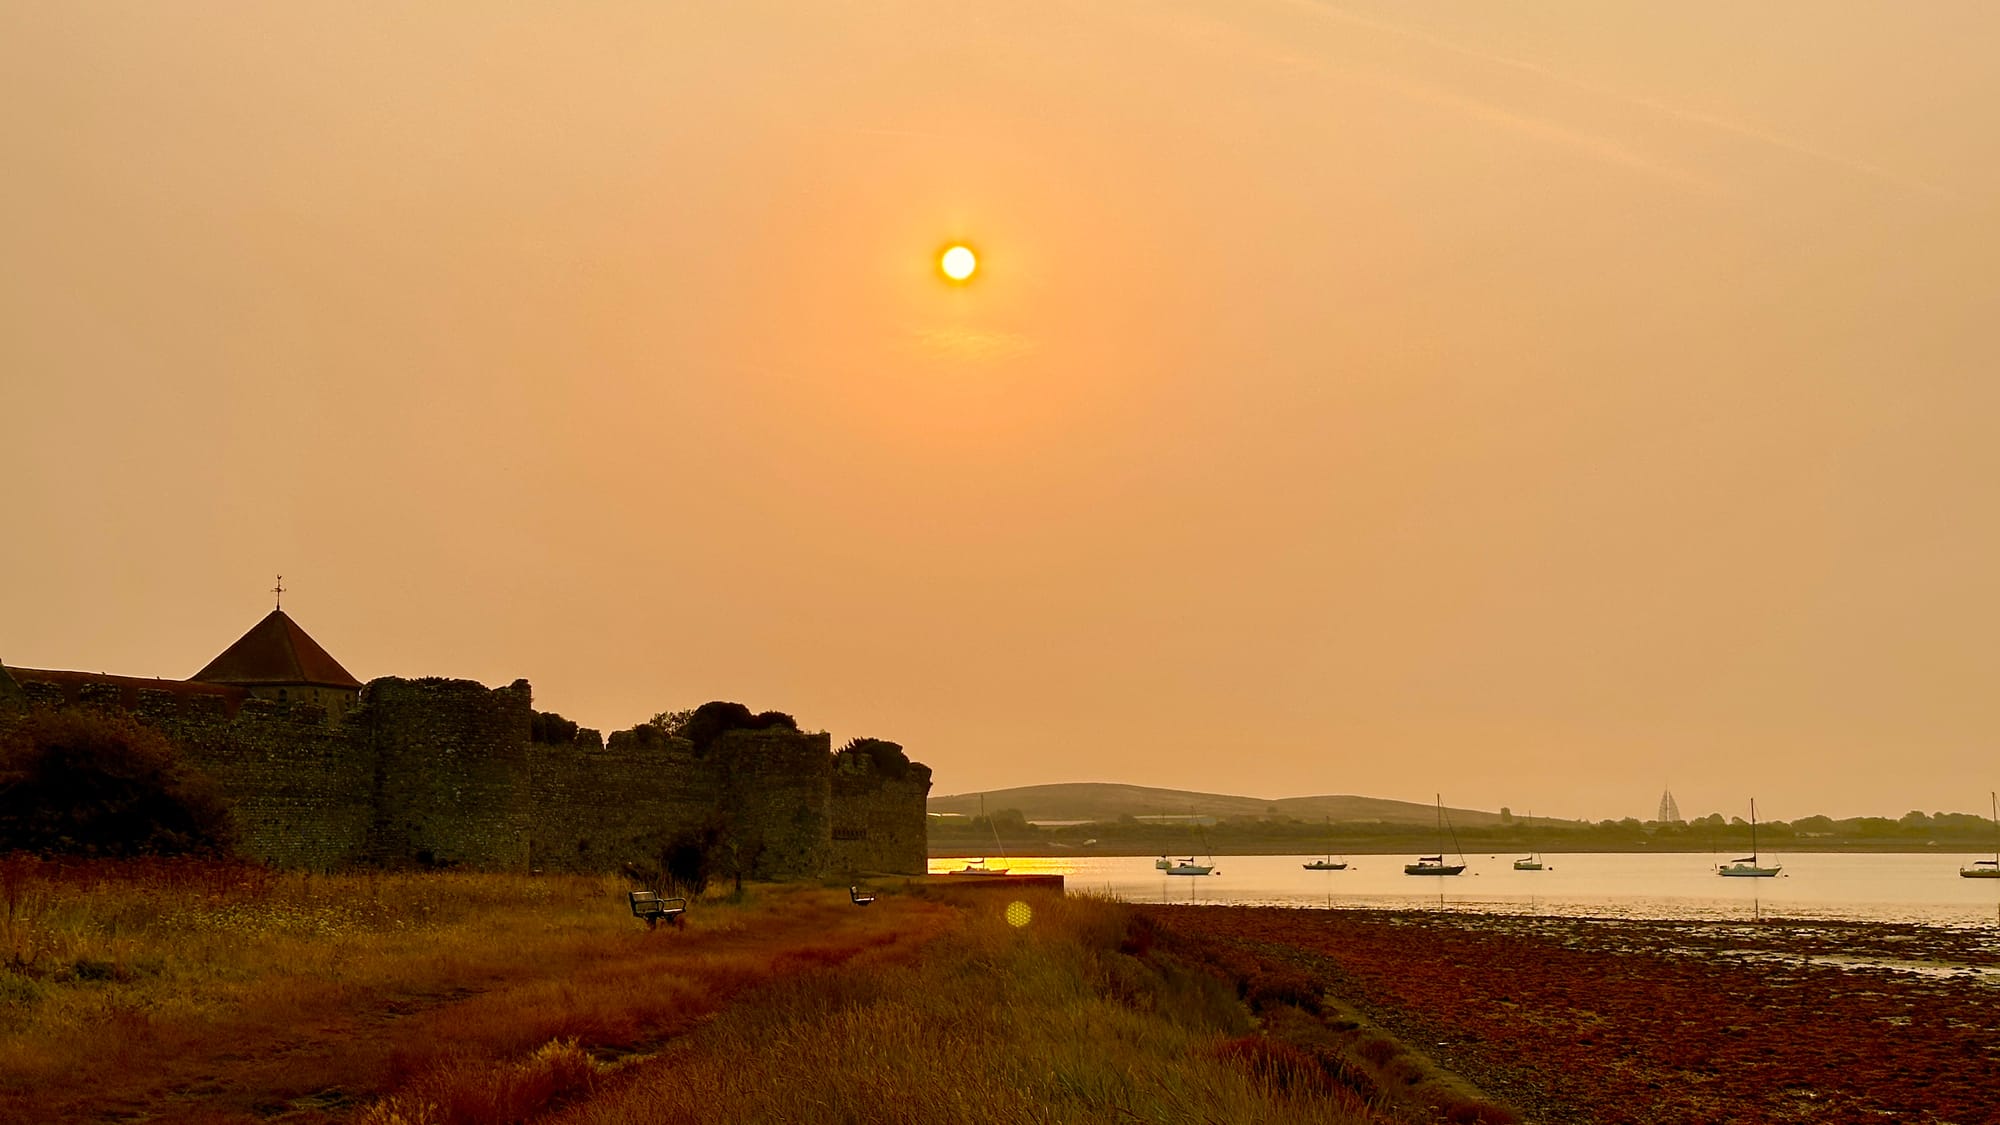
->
[{"left": 939, "top": 244, "right": 977, "bottom": 282}]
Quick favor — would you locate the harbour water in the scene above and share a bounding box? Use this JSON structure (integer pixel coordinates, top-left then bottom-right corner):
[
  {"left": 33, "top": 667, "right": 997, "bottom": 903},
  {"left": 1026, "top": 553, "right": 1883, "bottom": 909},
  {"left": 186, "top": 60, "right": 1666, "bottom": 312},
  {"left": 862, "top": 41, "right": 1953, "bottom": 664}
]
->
[{"left": 929, "top": 851, "right": 2000, "bottom": 926}]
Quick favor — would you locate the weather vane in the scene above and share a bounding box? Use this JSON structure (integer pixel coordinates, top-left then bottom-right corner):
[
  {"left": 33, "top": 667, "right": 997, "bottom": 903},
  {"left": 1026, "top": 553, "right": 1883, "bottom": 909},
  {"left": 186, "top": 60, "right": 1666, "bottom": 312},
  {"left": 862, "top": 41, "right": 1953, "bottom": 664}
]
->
[{"left": 273, "top": 574, "right": 284, "bottom": 611}]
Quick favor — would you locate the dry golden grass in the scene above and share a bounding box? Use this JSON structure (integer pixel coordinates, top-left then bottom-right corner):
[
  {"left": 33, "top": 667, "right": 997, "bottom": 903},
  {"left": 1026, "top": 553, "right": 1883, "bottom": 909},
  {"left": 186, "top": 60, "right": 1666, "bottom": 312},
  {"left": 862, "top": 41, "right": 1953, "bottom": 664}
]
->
[
  {"left": 2, "top": 863, "right": 1389, "bottom": 1123},
  {"left": 0, "top": 857, "right": 951, "bottom": 1123},
  {"left": 552, "top": 890, "right": 1385, "bottom": 1125}
]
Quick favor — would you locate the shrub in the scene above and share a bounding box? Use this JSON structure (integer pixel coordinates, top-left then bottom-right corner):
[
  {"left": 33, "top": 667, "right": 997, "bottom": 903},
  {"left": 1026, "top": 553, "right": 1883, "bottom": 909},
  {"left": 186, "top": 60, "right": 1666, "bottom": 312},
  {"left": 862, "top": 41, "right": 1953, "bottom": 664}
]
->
[
  {"left": 660, "top": 825, "right": 719, "bottom": 897},
  {"left": 674, "top": 702, "right": 799, "bottom": 754},
  {"left": 837, "top": 737, "right": 911, "bottom": 779},
  {"left": 1245, "top": 968, "right": 1324, "bottom": 1016},
  {"left": 0, "top": 709, "right": 236, "bottom": 857},
  {"left": 530, "top": 711, "right": 579, "bottom": 745}
]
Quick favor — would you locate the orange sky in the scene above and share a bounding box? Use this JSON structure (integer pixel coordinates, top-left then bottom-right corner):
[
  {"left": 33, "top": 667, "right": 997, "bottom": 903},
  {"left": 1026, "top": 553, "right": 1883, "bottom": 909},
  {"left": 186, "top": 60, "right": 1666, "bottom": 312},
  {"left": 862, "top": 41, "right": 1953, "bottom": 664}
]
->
[{"left": 4, "top": 3, "right": 1997, "bottom": 820}]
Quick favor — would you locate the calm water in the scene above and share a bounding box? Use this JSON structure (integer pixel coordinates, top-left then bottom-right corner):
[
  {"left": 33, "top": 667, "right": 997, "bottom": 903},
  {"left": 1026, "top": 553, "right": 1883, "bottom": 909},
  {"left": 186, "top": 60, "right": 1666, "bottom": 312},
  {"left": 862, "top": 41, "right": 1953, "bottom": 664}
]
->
[{"left": 929, "top": 852, "right": 2000, "bottom": 926}]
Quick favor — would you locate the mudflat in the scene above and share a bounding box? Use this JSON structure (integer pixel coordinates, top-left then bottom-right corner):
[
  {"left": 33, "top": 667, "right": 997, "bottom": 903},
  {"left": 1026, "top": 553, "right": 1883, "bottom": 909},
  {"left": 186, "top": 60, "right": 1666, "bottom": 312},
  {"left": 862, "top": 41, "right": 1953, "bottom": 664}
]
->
[{"left": 1143, "top": 905, "right": 2000, "bottom": 1125}]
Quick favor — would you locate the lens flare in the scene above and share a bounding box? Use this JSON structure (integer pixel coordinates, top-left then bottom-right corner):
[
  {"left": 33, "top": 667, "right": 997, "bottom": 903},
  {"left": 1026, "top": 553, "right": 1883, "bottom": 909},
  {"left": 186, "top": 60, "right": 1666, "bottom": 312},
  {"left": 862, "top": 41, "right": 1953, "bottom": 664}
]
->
[{"left": 1005, "top": 900, "right": 1033, "bottom": 928}]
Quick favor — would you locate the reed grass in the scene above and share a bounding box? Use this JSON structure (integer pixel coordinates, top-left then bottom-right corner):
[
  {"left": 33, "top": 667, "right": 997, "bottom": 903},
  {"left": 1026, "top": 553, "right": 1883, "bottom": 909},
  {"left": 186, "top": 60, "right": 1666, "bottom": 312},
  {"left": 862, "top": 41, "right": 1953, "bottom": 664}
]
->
[
  {"left": 0, "top": 857, "right": 949, "bottom": 1123},
  {"left": 551, "top": 891, "right": 1383, "bottom": 1125},
  {"left": 2, "top": 862, "right": 1389, "bottom": 1123}
]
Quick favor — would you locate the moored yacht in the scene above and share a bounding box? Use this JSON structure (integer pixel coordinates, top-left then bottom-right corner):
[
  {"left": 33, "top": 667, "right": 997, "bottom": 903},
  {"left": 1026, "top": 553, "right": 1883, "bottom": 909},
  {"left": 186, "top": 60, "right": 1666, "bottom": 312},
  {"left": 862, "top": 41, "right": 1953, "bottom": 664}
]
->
[
  {"left": 1717, "top": 798, "right": 1781, "bottom": 877},
  {"left": 1405, "top": 795, "right": 1468, "bottom": 876}
]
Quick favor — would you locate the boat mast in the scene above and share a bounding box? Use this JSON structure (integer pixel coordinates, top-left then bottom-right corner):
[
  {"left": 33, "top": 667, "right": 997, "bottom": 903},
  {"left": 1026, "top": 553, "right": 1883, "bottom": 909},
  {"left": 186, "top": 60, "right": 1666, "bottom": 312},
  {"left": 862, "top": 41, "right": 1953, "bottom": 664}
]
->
[{"left": 1749, "top": 798, "right": 1759, "bottom": 863}]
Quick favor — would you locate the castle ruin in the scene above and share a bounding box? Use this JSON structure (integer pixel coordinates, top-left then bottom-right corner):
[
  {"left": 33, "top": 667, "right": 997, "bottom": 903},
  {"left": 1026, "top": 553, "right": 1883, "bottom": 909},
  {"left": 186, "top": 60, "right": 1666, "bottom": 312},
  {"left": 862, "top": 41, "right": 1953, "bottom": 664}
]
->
[{"left": 0, "top": 609, "right": 930, "bottom": 876}]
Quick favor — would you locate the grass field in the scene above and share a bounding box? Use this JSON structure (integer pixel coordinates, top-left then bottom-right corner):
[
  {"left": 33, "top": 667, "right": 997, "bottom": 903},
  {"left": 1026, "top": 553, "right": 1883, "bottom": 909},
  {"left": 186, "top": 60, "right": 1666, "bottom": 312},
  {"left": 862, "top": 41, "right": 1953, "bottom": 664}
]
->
[{"left": 0, "top": 858, "right": 1409, "bottom": 1123}]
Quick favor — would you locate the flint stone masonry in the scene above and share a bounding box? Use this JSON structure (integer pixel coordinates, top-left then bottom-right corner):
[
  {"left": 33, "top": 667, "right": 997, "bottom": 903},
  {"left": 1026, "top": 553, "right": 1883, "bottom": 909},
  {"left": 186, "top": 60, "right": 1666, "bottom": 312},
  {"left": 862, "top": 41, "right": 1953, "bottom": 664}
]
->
[
  {"left": 0, "top": 664, "right": 930, "bottom": 876},
  {"left": 359, "top": 678, "right": 536, "bottom": 869},
  {"left": 714, "top": 728, "right": 834, "bottom": 879},
  {"left": 530, "top": 723, "right": 722, "bottom": 874},
  {"left": 829, "top": 748, "right": 933, "bottom": 875},
  {"left": 165, "top": 699, "right": 374, "bottom": 869}
]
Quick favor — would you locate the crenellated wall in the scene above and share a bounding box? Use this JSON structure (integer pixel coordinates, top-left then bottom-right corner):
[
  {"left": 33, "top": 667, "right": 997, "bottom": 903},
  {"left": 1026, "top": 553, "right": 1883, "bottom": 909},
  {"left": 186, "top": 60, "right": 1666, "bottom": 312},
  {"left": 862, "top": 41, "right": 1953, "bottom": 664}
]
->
[
  {"left": 528, "top": 723, "right": 721, "bottom": 873},
  {"left": 714, "top": 728, "right": 834, "bottom": 879},
  {"left": 357, "top": 678, "right": 537, "bottom": 869},
  {"left": 0, "top": 661, "right": 929, "bottom": 875},
  {"left": 829, "top": 748, "right": 934, "bottom": 875}
]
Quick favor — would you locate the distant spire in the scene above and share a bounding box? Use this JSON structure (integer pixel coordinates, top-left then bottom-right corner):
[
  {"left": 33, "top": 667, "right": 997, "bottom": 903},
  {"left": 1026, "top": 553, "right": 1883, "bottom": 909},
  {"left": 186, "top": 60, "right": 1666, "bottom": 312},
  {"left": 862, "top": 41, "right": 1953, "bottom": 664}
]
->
[
  {"left": 272, "top": 574, "right": 285, "bottom": 611},
  {"left": 1657, "top": 785, "right": 1682, "bottom": 824}
]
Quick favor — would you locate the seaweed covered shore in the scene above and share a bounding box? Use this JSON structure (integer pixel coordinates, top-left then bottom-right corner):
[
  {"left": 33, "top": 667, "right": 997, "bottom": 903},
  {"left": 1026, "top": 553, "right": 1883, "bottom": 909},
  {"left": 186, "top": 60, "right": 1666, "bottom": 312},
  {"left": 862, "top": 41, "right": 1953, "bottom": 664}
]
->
[{"left": 1144, "top": 905, "right": 2000, "bottom": 1124}]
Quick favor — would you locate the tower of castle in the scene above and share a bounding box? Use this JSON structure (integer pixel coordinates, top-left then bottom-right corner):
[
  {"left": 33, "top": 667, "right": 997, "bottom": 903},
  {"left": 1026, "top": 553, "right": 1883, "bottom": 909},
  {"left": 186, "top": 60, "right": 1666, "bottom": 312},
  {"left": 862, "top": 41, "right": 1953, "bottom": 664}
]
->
[{"left": 190, "top": 607, "right": 363, "bottom": 721}]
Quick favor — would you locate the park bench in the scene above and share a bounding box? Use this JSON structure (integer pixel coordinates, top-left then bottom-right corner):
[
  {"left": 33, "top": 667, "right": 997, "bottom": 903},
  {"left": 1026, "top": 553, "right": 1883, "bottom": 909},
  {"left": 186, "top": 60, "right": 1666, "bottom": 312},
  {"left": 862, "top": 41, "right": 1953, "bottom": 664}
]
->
[
  {"left": 628, "top": 890, "right": 688, "bottom": 928},
  {"left": 849, "top": 885, "right": 876, "bottom": 906}
]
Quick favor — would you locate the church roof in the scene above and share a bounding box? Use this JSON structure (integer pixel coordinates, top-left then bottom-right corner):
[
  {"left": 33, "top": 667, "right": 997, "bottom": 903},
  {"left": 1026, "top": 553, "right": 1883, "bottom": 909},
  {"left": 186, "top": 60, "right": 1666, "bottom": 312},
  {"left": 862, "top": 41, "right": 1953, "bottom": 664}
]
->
[{"left": 190, "top": 610, "right": 362, "bottom": 689}]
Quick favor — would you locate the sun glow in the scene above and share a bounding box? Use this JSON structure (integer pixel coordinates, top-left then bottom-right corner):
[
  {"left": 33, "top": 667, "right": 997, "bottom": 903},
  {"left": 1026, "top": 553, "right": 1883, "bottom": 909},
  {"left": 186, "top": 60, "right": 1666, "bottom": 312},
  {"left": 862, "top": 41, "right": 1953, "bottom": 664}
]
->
[{"left": 940, "top": 244, "right": 977, "bottom": 282}]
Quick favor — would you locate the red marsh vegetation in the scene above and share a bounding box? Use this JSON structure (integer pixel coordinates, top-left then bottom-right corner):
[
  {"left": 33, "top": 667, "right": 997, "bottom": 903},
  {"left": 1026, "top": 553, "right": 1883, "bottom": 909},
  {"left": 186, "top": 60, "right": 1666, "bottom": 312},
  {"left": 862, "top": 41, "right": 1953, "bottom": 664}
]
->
[{"left": 1142, "top": 905, "right": 2000, "bottom": 1125}]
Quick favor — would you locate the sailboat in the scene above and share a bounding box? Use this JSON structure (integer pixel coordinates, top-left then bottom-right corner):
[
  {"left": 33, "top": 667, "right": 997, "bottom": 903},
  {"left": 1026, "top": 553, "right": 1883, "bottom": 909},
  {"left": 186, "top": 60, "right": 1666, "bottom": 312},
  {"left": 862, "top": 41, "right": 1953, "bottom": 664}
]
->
[
  {"left": 1165, "top": 811, "right": 1218, "bottom": 875},
  {"left": 1303, "top": 817, "right": 1348, "bottom": 870},
  {"left": 1960, "top": 791, "right": 2000, "bottom": 879},
  {"left": 1404, "top": 794, "right": 1468, "bottom": 875},
  {"left": 1512, "top": 809, "right": 1545, "bottom": 871},
  {"left": 1717, "top": 798, "right": 1781, "bottom": 877},
  {"left": 951, "top": 795, "right": 1011, "bottom": 876}
]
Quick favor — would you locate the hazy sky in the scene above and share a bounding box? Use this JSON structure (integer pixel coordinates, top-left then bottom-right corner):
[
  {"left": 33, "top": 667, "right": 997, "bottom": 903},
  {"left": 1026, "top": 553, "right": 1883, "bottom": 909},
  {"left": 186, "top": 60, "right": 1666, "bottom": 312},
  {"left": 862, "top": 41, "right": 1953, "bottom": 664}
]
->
[{"left": 5, "top": 3, "right": 1997, "bottom": 821}]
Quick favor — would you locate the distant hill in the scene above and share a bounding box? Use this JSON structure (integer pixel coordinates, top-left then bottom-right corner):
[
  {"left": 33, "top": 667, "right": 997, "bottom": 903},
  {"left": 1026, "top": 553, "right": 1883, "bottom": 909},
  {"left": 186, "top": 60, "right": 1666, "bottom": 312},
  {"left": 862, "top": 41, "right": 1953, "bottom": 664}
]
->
[{"left": 927, "top": 783, "right": 1557, "bottom": 828}]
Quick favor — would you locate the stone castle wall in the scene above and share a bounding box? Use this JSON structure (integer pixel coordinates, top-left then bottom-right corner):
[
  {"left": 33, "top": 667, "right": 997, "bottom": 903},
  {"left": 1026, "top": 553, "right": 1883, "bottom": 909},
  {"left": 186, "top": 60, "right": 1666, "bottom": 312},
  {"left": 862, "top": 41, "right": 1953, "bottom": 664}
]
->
[
  {"left": 358, "top": 678, "right": 537, "bottom": 869},
  {"left": 4, "top": 672, "right": 376, "bottom": 868},
  {"left": 714, "top": 729, "right": 834, "bottom": 879},
  {"left": 529, "top": 724, "right": 722, "bottom": 874},
  {"left": 828, "top": 749, "right": 934, "bottom": 875},
  {"left": 0, "top": 664, "right": 929, "bottom": 875},
  {"left": 164, "top": 699, "right": 375, "bottom": 869}
]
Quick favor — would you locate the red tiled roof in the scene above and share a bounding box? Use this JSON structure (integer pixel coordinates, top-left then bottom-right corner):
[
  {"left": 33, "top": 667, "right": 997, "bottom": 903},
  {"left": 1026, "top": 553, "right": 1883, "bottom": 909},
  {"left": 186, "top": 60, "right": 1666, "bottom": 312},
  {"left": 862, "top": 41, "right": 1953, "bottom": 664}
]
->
[{"left": 190, "top": 610, "right": 362, "bottom": 689}]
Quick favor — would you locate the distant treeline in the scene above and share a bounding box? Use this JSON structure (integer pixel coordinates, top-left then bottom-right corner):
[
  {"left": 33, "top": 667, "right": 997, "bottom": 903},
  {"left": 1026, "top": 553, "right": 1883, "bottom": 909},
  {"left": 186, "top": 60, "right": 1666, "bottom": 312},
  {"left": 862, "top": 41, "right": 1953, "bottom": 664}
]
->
[{"left": 930, "top": 808, "right": 2000, "bottom": 855}]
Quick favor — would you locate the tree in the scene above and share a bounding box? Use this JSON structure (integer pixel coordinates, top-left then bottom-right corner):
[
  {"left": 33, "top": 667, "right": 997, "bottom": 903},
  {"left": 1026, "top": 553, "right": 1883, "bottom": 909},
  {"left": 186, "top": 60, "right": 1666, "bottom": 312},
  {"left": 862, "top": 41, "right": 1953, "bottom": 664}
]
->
[
  {"left": 977, "top": 808, "right": 1030, "bottom": 835},
  {"left": 0, "top": 710, "right": 236, "bottom": 857},
  {"left": 646, "top": 709, "right": 695, "bottom": 737}
]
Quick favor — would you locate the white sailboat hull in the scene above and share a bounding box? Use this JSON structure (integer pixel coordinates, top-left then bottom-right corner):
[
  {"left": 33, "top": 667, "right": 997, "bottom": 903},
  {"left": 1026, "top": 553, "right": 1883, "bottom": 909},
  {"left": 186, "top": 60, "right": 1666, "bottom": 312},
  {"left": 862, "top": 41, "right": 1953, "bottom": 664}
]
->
[
  {"left": 1718, "top": 800, "right": 1779, "bottom": 877},
  {"left": 1717, "top": 863, "right": 1780, "bottom": 877}
]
